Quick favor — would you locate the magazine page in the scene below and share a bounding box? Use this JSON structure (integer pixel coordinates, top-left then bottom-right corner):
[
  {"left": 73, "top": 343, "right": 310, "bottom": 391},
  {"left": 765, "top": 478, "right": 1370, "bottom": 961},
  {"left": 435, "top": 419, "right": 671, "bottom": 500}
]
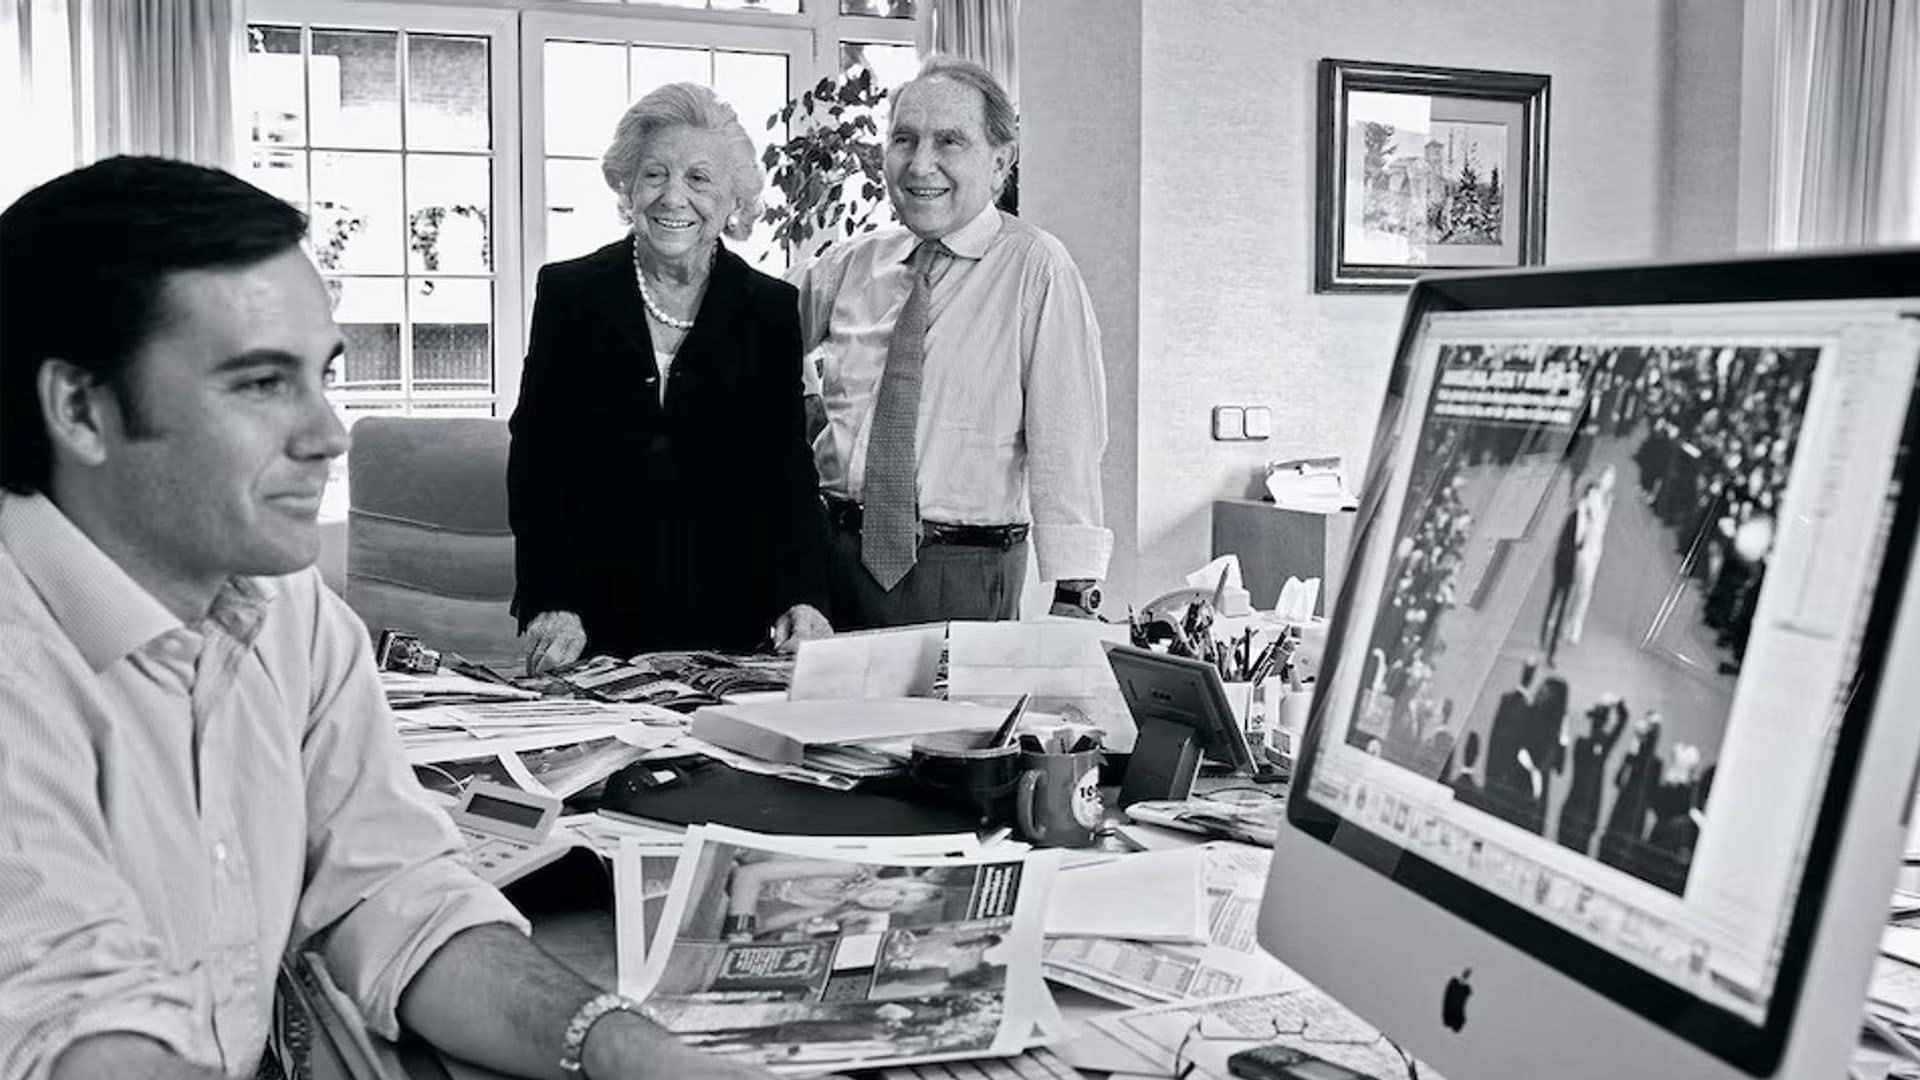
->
[
  {"left": 613, "top": 831, "right": 1003, "bottom": 975},
  {"left": 622, "top": 825, "right": 1059, "bottom": 1075}
]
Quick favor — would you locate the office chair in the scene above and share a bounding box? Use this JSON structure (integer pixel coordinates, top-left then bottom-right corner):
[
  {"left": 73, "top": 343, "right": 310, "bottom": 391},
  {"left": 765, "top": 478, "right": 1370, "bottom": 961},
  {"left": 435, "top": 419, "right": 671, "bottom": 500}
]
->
[{"left": 345, "top": 416, "right": 523, "bottom": 670}]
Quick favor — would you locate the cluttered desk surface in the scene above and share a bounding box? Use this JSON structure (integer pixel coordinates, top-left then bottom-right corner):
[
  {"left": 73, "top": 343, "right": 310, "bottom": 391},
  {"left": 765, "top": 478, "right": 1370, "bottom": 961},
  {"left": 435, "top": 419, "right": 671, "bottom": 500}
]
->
[
  {"left": 325, "top": 620, "right": 1426, "bottom": 1080},
  {"left": 325, "top": 625, "right": 1920, "bottom": 1080}
]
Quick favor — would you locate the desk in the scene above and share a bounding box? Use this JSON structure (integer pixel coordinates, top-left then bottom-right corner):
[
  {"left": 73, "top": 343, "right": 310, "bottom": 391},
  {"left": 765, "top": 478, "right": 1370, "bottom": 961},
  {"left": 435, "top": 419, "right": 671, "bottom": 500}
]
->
[{"left": 303, "top": 775, "right": 1285, "bottom": 1080}]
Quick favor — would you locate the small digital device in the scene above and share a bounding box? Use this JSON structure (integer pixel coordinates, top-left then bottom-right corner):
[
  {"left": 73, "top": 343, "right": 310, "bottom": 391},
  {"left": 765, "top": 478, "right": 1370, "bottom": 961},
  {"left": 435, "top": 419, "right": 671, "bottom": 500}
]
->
[
  {"left": 1227, "top": 1044, "right": 1371, "bottom": 1080},
  {"left": 1104, "top": 642, "right": 1266, "bottom": 808},
  {"left": 1262, "top": 248, "right": 1920, "bottom": 1079},
  {"left": 375, "top": 628, "right": 440, "bottom": 675},
  {"left": 449, "top": 781, "right": 568, "bottom": 887}
]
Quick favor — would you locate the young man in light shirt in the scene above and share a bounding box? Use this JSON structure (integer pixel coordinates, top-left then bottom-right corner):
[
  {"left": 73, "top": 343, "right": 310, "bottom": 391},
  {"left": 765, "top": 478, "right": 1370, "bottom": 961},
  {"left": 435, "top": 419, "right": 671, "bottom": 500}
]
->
[
  {"left": 0, "top": 157, "right": 774, "bottom": 1080},
  {"left": 794, "top": 57, "right": 1111, "bottom": 628}
]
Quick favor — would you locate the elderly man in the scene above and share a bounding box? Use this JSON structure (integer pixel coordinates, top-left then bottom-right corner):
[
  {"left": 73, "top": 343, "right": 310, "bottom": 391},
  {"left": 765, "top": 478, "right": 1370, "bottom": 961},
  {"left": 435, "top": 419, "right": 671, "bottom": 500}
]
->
[
  {"left": 795, "top": 56, "right": 1110, "bottom": 628},
  {"left": 0, "top": 157, "right": 772, "bottom": 1080}
]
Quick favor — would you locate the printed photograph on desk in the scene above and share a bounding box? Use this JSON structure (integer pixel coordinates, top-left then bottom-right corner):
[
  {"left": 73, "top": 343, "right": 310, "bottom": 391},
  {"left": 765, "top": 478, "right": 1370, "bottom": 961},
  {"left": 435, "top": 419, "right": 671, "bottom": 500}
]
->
[
  {"left": 624, "top": 825, "right": 1058, "bottom": 1073},
  {"left": 1344, "top": 340, "right": 1820, "bottom": 896}
]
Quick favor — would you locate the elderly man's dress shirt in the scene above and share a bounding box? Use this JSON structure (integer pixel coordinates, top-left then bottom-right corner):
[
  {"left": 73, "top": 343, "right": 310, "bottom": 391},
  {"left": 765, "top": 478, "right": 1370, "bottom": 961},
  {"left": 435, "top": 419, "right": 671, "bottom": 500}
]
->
[{"left": 795, "top": 203, "right": 1112, "bottom": 583}]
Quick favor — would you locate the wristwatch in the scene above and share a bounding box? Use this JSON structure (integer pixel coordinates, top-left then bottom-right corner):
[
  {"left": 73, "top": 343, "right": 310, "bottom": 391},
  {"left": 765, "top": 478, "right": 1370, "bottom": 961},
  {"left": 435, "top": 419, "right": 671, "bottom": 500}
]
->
[
  {"left": 559, "top": 992, "right": 642, "bottom": 1074},
  {"left": 1053, "top": 580, "right": 1102, "bottom": 614}
]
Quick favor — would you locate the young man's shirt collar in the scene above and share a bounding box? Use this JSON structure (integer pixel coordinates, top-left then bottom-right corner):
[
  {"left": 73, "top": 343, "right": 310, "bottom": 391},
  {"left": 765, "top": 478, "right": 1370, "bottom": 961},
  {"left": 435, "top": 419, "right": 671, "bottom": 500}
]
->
[{"left": 0, "top": 492, "right": 272, "bottom": 671}]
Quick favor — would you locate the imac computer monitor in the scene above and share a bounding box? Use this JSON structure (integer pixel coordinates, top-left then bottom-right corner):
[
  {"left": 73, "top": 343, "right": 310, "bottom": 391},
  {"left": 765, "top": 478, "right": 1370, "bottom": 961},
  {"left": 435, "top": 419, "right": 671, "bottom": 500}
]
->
[{"left": 1258, "top": 249, "right": 1920, "bottom": 1079}]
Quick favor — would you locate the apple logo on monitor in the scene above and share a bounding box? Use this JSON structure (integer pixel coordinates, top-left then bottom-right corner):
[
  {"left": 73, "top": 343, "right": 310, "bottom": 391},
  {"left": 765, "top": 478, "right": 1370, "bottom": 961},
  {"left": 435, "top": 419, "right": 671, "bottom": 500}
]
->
[{"left": 1442, "top": 969, "right": 1472, "bottom": 1032}]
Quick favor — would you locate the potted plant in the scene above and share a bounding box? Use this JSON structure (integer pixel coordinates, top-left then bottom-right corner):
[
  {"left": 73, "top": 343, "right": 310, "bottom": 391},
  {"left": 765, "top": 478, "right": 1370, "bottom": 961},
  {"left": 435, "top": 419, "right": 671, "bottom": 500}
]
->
[{"left": 757, "top": 68, "right": 892, "bottom": 263}]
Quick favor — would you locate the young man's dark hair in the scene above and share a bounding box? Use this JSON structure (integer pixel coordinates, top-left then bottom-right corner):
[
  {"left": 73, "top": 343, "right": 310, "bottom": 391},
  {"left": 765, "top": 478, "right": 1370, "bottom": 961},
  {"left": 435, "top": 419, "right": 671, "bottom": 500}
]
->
[{"left": 0, "top": 155, "right": 308, "bottom": 495}]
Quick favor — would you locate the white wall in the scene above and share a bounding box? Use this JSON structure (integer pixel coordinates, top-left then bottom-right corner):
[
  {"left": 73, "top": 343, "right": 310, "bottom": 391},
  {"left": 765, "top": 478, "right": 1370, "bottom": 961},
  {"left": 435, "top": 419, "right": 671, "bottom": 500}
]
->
[
  {"left": 1019, "top": 1, "right": 1143, "bottom": 609},
  {"left": 1021, "top": 0, "right": 1747, "bottom": 605}
]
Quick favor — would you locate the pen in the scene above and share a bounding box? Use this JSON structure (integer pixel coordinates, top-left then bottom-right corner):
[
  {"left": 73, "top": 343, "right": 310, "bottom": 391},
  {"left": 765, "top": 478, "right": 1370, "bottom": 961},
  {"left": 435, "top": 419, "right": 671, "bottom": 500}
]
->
[{"left": 988, "top": 693, "right": 1032, "bottom": 748}]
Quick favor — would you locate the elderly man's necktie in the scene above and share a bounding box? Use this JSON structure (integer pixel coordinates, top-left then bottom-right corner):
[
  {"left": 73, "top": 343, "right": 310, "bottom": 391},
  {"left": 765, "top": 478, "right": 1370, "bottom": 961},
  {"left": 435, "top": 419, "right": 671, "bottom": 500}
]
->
[{"left": 861, "top": 241, "right": 941, "bottom": 590}]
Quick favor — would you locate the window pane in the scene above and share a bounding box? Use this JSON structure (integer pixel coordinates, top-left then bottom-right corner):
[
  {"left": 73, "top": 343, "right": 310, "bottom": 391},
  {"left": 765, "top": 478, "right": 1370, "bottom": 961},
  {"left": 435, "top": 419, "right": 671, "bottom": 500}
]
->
[
  {"left": 406, "top": 154, "right": 492, "bottom": 274},
  {"left": 841, "top": 41, "right": 918, "bottom": 93},
  {"left": 249, "top": 148, "right": 307, "bottom": 213},
  {"left": 328, "top": 277, "right": 404, "bottom": 391},
  {"left": 629, "top": 45, "right": 708, "bottom": 100},
  {"left": 714, "top": 0, "right": 800, "bottom": 12},
  {"left": 735, "top": 217, "right": 785, "bottom": 273},
  {"left": 411, "top": 401, "right": 497, "bottom": 416},
  {"left": 546, "top": 158, "right": 622, "bottom": 265},
  {"left": 310, "top": 29, "right": 400, "bottom": 149},
  {"left": 713, "top": 49, "right": 787, "bottom": 163},
  {"left": 312, "top": 151, "right": 403, "bottom": 273},
  {"left": 247, "top": 25, "right": 305, "bottom": 147},
  {"left": 545, "top": 40, "right": 627, "bottom": 157},
  {"left": 406, "top": 34, "right": 489, "bottom": 152},
  {"left": 411, "top": 279, "right": 492, "bottom": 393},
  {"left": 841, "top": 0, "right": 918, "bottom": 16}
]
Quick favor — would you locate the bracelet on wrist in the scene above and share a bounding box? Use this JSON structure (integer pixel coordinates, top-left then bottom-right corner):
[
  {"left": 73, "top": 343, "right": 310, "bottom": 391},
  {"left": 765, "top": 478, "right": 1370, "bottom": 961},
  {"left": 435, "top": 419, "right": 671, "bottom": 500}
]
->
[{"left": 559, "top": 992, "right": 641, "bottom": 1075}]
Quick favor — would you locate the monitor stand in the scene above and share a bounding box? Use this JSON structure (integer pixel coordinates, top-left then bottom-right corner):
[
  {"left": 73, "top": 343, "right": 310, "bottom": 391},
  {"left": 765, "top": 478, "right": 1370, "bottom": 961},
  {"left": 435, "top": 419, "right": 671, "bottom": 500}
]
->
[{"left": 1118, "top": 717, "right": 1204, "bottom": 808}]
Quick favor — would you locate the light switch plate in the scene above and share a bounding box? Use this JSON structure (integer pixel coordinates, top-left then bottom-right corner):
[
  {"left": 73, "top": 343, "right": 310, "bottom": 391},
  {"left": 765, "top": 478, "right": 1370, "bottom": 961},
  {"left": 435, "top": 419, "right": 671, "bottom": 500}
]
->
[
  {"left": 1212, "top": 405, "right": 1246, "bottom": 440},
  {"left": 1244, "top": 405, "right": 1273, "bottom": 439}
]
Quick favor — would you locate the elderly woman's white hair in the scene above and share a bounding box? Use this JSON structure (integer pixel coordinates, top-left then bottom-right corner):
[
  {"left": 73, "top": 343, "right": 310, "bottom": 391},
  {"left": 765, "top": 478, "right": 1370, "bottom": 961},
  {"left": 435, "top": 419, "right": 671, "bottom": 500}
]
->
[{"left": 601, "top": 82, "right": 764, "bottom": 242}]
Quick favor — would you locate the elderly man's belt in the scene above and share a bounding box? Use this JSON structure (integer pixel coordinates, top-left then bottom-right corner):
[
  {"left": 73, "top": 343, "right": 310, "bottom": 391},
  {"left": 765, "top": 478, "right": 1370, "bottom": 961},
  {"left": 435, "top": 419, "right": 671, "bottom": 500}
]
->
[{"left": 823, "top": 495, "right": 1029, "bottom": 549}]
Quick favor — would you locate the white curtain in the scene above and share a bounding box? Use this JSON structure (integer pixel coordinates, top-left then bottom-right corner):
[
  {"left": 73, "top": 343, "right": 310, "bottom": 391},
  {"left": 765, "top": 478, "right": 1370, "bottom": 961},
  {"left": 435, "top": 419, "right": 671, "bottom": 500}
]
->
[
  {"left": 0, "top": 0, "right": 80, "bottom": 209},
  {"left": 88, "top": 0, "right": 242, "bottom": 168},
  {"left": 933, "top": 0, "right": 1018, "bottom": 106},
  {"left": 1768, "top": 0, "right": 1920, "bottom": 247}
]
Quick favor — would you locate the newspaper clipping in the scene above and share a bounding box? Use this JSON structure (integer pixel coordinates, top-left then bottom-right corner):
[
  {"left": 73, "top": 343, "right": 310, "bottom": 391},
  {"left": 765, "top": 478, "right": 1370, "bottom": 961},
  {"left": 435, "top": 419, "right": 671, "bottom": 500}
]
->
[{"left": 623, "top": 825, "right": 1059, "bottom": 1074}]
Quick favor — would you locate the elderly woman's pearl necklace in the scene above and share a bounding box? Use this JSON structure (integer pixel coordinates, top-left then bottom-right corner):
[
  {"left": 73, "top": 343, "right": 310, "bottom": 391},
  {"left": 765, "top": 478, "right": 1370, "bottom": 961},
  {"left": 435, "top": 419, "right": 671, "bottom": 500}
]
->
[{"left": 632, "top": 236, "right": 699, "bottom": 331}]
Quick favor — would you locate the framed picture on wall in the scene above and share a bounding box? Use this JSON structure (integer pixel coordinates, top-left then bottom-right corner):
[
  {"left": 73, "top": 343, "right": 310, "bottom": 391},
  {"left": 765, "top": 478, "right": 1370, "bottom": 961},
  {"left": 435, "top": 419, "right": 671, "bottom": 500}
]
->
[{"left": 1315, "top": 58, "right": 1550, "bottom": 293}]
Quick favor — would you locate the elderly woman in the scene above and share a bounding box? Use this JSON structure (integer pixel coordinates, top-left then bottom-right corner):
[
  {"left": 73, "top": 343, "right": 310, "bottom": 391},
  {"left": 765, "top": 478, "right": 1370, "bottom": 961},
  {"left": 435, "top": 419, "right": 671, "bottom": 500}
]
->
[{"left": 509, "top": 83, "right": 832, "bottom": 672}]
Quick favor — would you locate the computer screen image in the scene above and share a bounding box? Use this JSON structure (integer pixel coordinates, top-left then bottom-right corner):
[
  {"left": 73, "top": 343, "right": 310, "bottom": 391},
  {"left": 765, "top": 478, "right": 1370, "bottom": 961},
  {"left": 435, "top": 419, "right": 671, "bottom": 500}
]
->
[{"left": 1258, "top": 250, "right": 1920, "bottom": 1079}]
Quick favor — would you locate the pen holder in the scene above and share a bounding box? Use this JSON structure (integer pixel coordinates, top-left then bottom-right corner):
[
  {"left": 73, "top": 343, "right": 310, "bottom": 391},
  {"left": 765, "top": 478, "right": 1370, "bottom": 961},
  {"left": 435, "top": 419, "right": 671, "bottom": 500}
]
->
[
  {"left": 1220, "top": 680, "right": 1264, "bottom": 749},
  {"left": 908, "top": 733, "right": 1022, "bottom": 829},
  {"left": 1015, "top": 748, "right": 1104, "bottom": 848}
]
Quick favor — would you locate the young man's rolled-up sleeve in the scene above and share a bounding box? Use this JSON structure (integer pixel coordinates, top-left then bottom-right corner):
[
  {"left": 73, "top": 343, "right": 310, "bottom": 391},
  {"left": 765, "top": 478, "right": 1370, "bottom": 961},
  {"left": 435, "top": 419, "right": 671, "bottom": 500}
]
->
[{"left": 293, "top": 582, "right": 528, "bottom": 1040}]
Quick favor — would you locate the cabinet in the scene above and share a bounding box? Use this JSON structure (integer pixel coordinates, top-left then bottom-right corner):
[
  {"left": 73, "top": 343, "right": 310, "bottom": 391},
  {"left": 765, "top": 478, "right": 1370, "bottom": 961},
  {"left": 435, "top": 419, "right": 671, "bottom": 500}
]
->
[{"left": 1210, "top": 499, "right": 1356, "bottom": 616}]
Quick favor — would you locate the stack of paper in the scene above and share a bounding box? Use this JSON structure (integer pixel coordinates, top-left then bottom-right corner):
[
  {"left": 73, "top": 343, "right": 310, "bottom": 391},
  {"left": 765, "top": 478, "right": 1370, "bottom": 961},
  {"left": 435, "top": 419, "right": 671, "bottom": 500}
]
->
[
  {"left": 946, "top": 620, "right": 1136, "bottom": 752},
  {"left": 1855, "top": 902, "right": 1920, "bottom": 1075},
  {"left": 380, "top": 668, "right": 540, "bottom": 709},
  {"left": 1041, "top": 843, "right": 1298, "bottom": 1010},
  {"left": 399, "top": 698, "right": 689, "bottom": 801},
  {"left": 1044, "top": 847, "right": 1208, "bottom": 944}
]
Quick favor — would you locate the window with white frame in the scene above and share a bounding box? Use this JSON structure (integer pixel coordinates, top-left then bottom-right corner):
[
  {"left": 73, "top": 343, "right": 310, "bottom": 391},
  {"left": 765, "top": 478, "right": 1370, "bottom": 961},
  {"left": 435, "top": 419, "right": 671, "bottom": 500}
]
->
[
  {"left": 532, "top": 23, "right": 801, "bottom": 272},
  {"left": 246, "top": 8, "right": 518, "bottom": 428},
  {"left": 243, "top": 0, "right": 926, "bottom": 430}
]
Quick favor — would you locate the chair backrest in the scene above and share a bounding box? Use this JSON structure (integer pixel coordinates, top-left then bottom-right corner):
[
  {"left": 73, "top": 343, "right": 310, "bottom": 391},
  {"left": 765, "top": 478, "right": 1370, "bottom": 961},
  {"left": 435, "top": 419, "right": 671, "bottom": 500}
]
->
[{"left": 345, "top": 417, "right": 523, "bottom": 670}]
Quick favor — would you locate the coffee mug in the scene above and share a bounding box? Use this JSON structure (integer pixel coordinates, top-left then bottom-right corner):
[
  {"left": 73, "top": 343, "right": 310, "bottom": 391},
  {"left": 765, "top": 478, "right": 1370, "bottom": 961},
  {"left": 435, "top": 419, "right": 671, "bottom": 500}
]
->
[
  {"left": 1015, "top": 748, "right": 1104, "bottom": 847},
  {"left": 909, "top": 732, "right": 1022, "bottom": 828}
]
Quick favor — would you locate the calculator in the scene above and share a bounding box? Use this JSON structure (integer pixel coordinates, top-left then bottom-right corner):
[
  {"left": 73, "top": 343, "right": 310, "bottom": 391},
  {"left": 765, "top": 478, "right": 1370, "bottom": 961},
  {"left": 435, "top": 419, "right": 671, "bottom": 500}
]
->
[{"left": 449, "top": 782, "right": 571, "bottom": 887}]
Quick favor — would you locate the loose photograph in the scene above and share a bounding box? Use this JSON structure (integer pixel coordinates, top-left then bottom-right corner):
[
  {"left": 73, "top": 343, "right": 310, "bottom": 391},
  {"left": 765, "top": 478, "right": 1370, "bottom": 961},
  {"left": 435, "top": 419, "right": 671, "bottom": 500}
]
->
[{"left": 1345, "top": 341, "right": 1820, "bottom": 896}]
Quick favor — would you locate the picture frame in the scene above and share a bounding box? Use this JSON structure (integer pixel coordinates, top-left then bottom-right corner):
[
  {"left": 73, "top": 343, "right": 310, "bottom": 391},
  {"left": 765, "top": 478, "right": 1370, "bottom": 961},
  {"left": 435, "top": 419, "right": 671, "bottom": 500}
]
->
[{"left": 1315, "top": 58, "right": 1551, "bottom": 293}]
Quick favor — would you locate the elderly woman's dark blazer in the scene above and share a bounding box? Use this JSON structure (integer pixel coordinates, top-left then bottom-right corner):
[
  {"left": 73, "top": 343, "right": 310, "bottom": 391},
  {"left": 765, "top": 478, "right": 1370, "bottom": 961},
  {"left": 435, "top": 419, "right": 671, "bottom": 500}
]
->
[{"left": 507, "top": 238, "right": 830, "bottom": 657}]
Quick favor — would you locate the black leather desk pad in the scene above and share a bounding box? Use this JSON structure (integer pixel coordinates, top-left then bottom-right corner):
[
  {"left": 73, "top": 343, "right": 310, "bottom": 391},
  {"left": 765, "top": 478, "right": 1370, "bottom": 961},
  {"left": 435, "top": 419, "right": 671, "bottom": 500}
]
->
[{"left": 600, "top": 757, "right": 984, "bottom": 836}]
